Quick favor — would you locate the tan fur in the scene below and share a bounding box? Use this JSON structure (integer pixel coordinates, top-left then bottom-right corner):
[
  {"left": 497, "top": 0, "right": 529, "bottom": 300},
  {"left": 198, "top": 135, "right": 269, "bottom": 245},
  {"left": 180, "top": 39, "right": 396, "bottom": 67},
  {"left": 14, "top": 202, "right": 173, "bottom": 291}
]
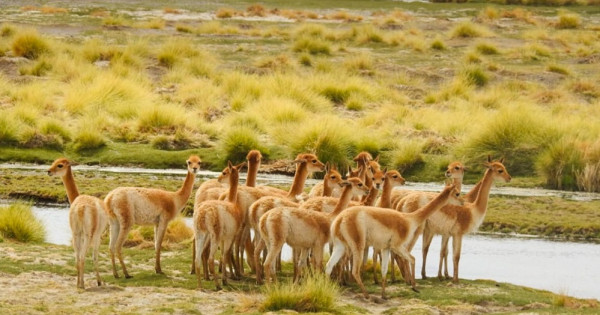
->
[
  {"left": 104, "top": 155, "right": 201, "bottom": 278},
  {"left": 259, "top": 178, "right": 369, "bottom": 283},
  {"left": 190, "top": 150, "right": 263, "bottom": 275},
  {"left": 48, "top": 158, "right": 108, "bottom": 289},
  {"left": 308, "top": 163, "right": 343, "bottom": 198},
  {"left": 193, "top": 161, "right": 245, "bottom": 290},
  {"left": 397, "top": 157, "right": 511, "bottom": 283},
  {"left": 325, "top": 184, "right": 460, "bottom": 299}
]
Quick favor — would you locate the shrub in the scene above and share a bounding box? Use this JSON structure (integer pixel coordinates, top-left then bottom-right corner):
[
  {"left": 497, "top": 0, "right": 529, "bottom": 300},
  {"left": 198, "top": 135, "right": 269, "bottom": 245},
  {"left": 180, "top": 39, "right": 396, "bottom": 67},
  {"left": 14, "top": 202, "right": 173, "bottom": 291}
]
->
[
  {"left": 292, "top": 37, "right": 331, "bottom": 55},
  {"left": 221, "top": 126, "right": 267, "bottom": 165},
  {"left": 12, "top": 30, "right": 49, "bottom": 59},
  {"left": 0, "top": 203, "right": 45, "bottom": 243},
  {"left": 536, "top": 140, "right": 584, "bottom": 190},
  {"left": 261, "top": 273, "right": 339, "bottom": 313},
  {"left": 72, "top": 128, "right": 106, "bottom": 152},
  {"left": 556, "top": 12, "right": 581, "bottom": 29}
]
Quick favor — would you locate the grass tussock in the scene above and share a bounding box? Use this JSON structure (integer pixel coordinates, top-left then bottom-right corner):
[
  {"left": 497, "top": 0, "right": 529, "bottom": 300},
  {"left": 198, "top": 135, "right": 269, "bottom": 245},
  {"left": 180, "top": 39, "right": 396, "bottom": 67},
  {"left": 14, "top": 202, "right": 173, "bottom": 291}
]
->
[
  {"left": 556, "top": 11, "right": 581, "bottom": 29},
  {"left": 129, "top": 217, "right": 192, "bottom": 246},
  {"left": 450, "top": 21, "right": 491, "bottom": 38},
  {"left": 475, "top": 42, "right": 499, "bottom": 55},
  {"left": 537, "top": 139, "right": 584, "bottom": 190},
  {"left": 1, "top": 23, "right": 16, "bottom": 37},
  {"left": 0, "top": 203, "right": 45, "bottom": 243},
  {"left": 292, "top": 37, "right": 331, "bottom": 55},
  {"left": 221, "top": 126, "right": 267, "bottom": 165},
  {"left": 547, "top": 64, "right": 570, "bottom": 75},
  {"left": 261, "top": 273, "right": 339, "bottom": 313},
  {"left": 11, "top": 30, "right": 49, "bottom": 59},
  {"left": 460, "top": 66, "right": 489, "bottom": 87},
  {"left": 0, "top": 115, "right": 20, "bottom": 145},
  {"left": 430, "top": 38, "right": 446, "bottom": 50},
  {"left": 458, "top": 104, "right": 558, "bottom": 176},
  {"left": 138, "top": 105, "right": 187, "bottom": 133},
  {"left": 72, "top": 128, "right": 106, "bottom": 152}
]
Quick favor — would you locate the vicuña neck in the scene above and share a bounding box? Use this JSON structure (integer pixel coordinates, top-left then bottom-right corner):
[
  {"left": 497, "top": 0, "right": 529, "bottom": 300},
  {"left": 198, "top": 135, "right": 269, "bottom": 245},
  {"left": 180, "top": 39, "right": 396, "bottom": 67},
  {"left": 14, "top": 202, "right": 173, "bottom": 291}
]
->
[
  {"left": 287, "top": 162, "right": 309, "bottom": 198},
  {"left": 464, "top": 179, "right": 483, "bottom": 203},
  {"left": 362, "top": 186, "right": 379, "bottom": 206},
  {"left": 228, "top": 173, "right": 239, "bottom": 204},
  {"left": 176, "top": 171, "right": 196, "bottom": 206},
  {"left": 412, "top": 187, "right": 453, "bottom": 224},
  {"left": 474, "top": 169, "right": 494, "bottom": 214},
  {"left": 323, "top": 178, "right": 334, "bottom": 197},
  {"left": 246, "top": 160, "right": 259, "bottom": 187},
  {"left": 61, "top": 166, "right": 80, "bottom": 204},
  {"left": 328, "top": 185, "right": 355, "bottom": 218},
  {"left": 452, "top": 177, "right": 463, "bottom": 196},
  {"left": 379, "top": 178, "right": 394, "bottom": 209}
]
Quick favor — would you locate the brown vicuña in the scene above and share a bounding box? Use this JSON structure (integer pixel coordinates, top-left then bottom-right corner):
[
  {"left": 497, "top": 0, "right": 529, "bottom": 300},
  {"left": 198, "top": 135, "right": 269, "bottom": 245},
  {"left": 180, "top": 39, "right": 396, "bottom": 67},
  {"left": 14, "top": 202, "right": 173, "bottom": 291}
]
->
[
  {"left": 259, "top": 177, "right": 370, "bottom": 283},
  {"left": 326, "top": 184, "right": 462, "bottom": 299},
  {"left": 193, "top": 161, "right": 246, "bottom": 290},
  {"left": 308, "top": 162, "right": 344, "bottom": 197},
  {"left": 191, "top": 150, "right": 262, "bottom": 275},
  {"left": 396, "top": 156, "right": 509, "bottom": 283},
  {"left": 221, "top": 153, "right": 325, "bottom": 277},
  {"left": 48, "top": 158, "right": 109, "bottom": 289},
  {"left": 104, "top": 155, "right": 201, "bottom": 278}
]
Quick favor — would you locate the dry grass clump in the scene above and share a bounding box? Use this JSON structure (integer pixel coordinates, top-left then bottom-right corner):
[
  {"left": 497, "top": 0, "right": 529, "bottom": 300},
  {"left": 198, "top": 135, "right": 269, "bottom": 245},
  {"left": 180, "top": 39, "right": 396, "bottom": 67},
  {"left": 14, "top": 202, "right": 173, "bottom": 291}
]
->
[
  {"left": 18, "top": 59, "right": 52, "bottom": 76},
  {"left": 450, "top": 21, "right": 492, "bottom": 38},
  {"left": 102, "top": 15, "right": 129, "bottom": 27},
  {"left": 175, "top": 23, "right": 194, "bottom": 33},
  {"left": 254, "top": 54, "right": 295, "bottom": 73},
  {"left": 326, "top": 10, "right": 363, "bottom": 22},
  {"left": 139, "top": 18, "right": 165, "bottom": 29},
  {"left": 430, "top": 38, "right": 446, "bottom": 50},
  {"left": 569, "top": 80, "right": 600, "bottom": 99},
  {"left": 537, "top": 139, "right": 584, "bottom": 190},
  {"left": 556, "top": 11, "right": 581, "bottom": 29},
  {"left": 215, "top": 7, "right": 237, "bottom": 19},
  {"left": 40, "top": 6, "right": 68, "bottom": 14},
  {"left": 292, "top": 37, "right": 331, "bottom": 55},
  {"left": 138, "top": 104, "right": 188, "bottom": 133},
  {"left": 261, "top": 273, "right": 339, "bottom": 313},
  {"left": 501, "top": 8, "right": 537, "bottom": 24},
  {"left": 72, "top": 128, "right": 106, "bottom": 152},
  {"left": 475, "top": 42, "right": 500, "bottom": 55},
  {"left": 157, "top": 39, "right": 199, "bottom": 68},
  {"left": 11, "top": 30, "right": 49, "bottom": 59},
  {"left": 0, "top": 203, "right": 45, "bottom": 243},
  {"left": 547, "top": 64, "right": 570, "bottom": 75},
  {"left": 343, "top": 52, "right": 374, "bottom": 75},
  {"left": 163, "top": 7, "right": 181, "bottom": 14},
  {"left": 220, "top": 126, "right": 267, "bottom": 164},
  {"left": 388, "top": 139, "right": 425, "bottom": 174},
  {"left": 0, "top": 115, "right": 19, "bottom": 145},
  {"left": 460, "top": 66, "right": 489, "bottom": 87},
  {"left": 1, "top": 23, "right": 16, "bottom": 37},
  {"left": 246, "top": 4, "right": 267, "bottom": 17}
]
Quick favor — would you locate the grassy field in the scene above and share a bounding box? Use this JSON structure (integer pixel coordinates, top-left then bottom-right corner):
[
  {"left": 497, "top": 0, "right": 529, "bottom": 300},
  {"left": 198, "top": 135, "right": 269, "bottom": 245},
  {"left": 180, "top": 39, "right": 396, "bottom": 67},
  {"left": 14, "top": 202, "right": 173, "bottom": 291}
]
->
[
  {"left": 0, "top": 0, "right": 599, "bottom": 192},
  {"left": 0, "top": 240, "right": 598, "bottom": 314}
]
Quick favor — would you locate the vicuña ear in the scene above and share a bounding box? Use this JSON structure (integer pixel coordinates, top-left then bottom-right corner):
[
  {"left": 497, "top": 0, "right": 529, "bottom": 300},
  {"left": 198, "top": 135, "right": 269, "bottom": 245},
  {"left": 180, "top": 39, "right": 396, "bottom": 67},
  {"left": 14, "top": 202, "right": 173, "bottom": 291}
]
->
[
  {"left": 374, "top": 154, "right": 380, "bottom": 162},
  {"left": 324, "top": 161, "right": 330, "bottom": 173},
  {"left": 499, "top": 157, "right": 505, "bottom": 164},
  {"left": 293, "top": 158, "right": 307, "bottom": 164},
  {"left": 487, "top": 155, "right": 492, "bottom": 163},
  {"left": 235, "top": 162, "right": 247, "bottom": 170},
  {"left": 70, "top": 160, "right": 79, "bottom": 167},
  {"left": 382, "top": 167, "right": 388, "bottom": 175}
]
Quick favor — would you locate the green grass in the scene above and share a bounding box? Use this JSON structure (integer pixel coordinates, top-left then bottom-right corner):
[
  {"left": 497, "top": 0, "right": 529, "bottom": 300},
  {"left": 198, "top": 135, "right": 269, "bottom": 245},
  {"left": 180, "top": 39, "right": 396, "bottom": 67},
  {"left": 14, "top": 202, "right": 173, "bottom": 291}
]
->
[
  {"left": 220, "top": 126, "right": 268, "bottom": 166},
  {"left": 261, "top": 273, "right": 339, "bottom": 313},
  {"left": 292, "top": 36, "right": 331, "bottom": 55},
  {"left": 0, "top": 203, "right": 45, "bottom": 243},
  {"left": 556, "top": 11, "right": 581, "bottom": 29}
]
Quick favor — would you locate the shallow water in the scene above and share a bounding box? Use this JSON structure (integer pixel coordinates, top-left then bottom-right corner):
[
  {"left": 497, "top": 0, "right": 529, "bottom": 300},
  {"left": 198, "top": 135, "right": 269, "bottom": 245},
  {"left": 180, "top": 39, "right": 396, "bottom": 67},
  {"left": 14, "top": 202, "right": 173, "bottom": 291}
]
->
[
  {"left": 28, "top": 205, "right": 600, "bottom": 300},
  {"left": 3, "top": 163, "right": 599, "bottom": 201}
]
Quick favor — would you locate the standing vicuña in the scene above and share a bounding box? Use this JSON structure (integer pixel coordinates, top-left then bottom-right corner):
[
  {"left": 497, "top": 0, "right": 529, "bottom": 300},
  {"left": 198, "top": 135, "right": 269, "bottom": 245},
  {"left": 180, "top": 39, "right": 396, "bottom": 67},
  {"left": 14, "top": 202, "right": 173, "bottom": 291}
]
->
[
  {"left": 326, "top": 184, "right": 462, "bottom": 299},
  {"left": 193, "top": 161, "right": 246, "bottom": 290},
  {"left": 48, "top": 158, "right": 109, "bottom": 289},
  {"left": 104, "top": 155, "right": 201, "bottom": 278}
]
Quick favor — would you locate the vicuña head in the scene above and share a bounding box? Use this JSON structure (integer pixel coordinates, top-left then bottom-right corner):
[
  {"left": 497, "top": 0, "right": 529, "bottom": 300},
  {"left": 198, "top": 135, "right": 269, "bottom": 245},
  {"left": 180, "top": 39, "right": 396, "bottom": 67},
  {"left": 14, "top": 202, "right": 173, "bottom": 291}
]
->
[
  {"left": 218, "top": 160, "right": 247, "bottom": 184},
  {"left": 187, "top": 155, "right": 201, "bottom": 174},
  {"left": 246, "top": 150, "right": 262, "bottom": 163},
  {"left": 47, "top": 157, "right": 76, "bottom": 177},
  {"left": 339, "top": 177, "right": 370, "bottom": 197},
  {"left": 294, "top": 153, "right": 325, "bottom": 173},
  {"left": 445, "top": 161, "right": 465, "bottom": 179},
  {"left": 485, "top": 156, "right": 511, "bottom": 183}
]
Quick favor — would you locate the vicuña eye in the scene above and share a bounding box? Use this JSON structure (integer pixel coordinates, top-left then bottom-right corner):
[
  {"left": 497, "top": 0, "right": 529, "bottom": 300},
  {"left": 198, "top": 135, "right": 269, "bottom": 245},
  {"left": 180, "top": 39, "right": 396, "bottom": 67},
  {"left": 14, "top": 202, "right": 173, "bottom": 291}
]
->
[{"left": 57, "top": 164, "right": 63, "bottom": 168}]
